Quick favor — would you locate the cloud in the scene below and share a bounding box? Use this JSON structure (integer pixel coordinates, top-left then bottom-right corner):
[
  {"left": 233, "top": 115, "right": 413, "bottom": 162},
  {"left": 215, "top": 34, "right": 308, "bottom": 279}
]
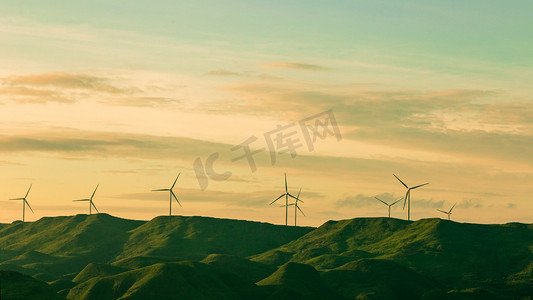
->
[
  {"left": 0, "top": 72, "right": 143, "bottom": 104},
  {"left": 112, "top": 189, "right": 283, "bottom": 208},
  {"left": 336, "top": 193, "right": 403, "bottom": 208},
  {"left": 0, "top": 85, "right": 73, "bottom": 103},
  {"left": 3, "top": 73, "right": 133, "bottom": 94},
  {"left": 0, "top": 129, "right": 228, "bottom": 161},
  {"left": 506, "top": 203, "right": 516, "bottom": 208},
  {"left": 212, "top": 80, "right": 533, "bottom": 166},
  {"left": 457, "top": 199, "right": 484, "bottom": 209},
  {"left": 0, "top": 159, "right": 23, "bottom": 166},
  {"left": 205, "top": 70, "right": 243, "bottom": 77},
  {"left": 103, "top": 96, "right": 181, "bottom": 107},
  {"left": 262, "top": 62, "right": 328, "bottom": 71},
  {"left": 336, "top": 193, "right": 448, "bottom": 209}
]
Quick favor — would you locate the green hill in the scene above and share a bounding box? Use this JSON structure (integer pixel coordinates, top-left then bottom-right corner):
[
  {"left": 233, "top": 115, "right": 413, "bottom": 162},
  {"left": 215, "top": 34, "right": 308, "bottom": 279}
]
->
[
  {"left": 322, "top": 259, "right": 436, "bottom": 299},
  {"left": 1, "top": 215, "right": 533, "bottom": 299},
  {"left": 0, "top": 270, "right": 64, "bottom": 300},
  {"left": 118, "top": 215, "right": 313, "bottom": 260},
  {"left": 0, "top": 214, "right": 312, "bottom": 283},
  {"left": 257, "top": 262, "right": 344, "bottom": 299},
  {"left": 201, "top": 254, "right": 276, "bottom": 283},
  {"left": 67, "top": 261, "right": 264, "bottom": 300},
  {"left": 251, "top": 217, "right": 533, "bottom": 297}
]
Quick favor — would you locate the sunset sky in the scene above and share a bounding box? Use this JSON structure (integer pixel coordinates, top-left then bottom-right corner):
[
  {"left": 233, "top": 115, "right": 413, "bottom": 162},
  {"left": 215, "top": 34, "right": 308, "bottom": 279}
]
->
[{"left": 1, "top": 1, "right": 532, "bottom": 226}]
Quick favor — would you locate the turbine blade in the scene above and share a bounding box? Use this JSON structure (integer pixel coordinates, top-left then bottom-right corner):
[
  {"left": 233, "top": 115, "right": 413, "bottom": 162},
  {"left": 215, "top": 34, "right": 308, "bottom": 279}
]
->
[
  {"left": 25, "top": 184, "right": 32, "bottom": 198},
  {"left": 375, "top": 197, "right": 388, "bottom": 206},
  {"left": 296, "top": 188, "right": 301, "bottom": 200},
  {"left": 152, "top": 189, "right": 170, "bottom": 192},
  {"left": 171, "top": 173, "right": 180, "bottom": 189},
  {"left": 171, "top": 191, "right": 182, "bottom": 207},
  {"left": 281, "top": 204, "right": 295, "bottom": 207},
  {"left": 411, "top": 183, "right": 429, "bottom": 190},
  {"left": 284, "top": 173, "right": 288, "bottom": 193},
  {"left": 25, "top": 200, "right": 34, "bottom": 213},
  {"left": 393, "top": 174, "right": 408, "bottom": 189},
  {"left": 73, "top": 199, "right": 90, "bottom": 202},
  {"left": 91, "top": 201, "right": 100, "bottom": 213},
  {"left": 297, "top": 205, "right": 306, "bottom": 216},
  {"left": 9, "top": 198, "right": 24, "bottom": 200},
  {"left": 437, "top": 209, "right": 447, "bottom": 214},
  {"left": 91, "top": 184, "right": 99, "bottom": 200},
  {"left": 390, "top": 198, "right": 402, "bottom": 206},
  {"left": 402, "top": 191, "right": 409, "bottom": 210},
  {"left": 288, "top": 193, "right": 298, "bottom": 200},
  {"left": 449, "top": 203, "right": 457, "bottom": 213},
  {"left": 270, "top": 194, "right": 285, "bottom": 205}
]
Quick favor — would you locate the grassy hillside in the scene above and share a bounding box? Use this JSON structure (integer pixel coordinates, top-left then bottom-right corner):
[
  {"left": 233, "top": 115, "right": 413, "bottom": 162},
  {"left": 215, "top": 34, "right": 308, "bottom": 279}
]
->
[
  {"left": 67, "top": 261, "right": 264, "bottom": 300},
  {"left": 257, "top": 262, "right": 344, "bottom": 299},
  {"left": 251, "top": 217, "right": 533, "bottom": 297},
  {"left": 1, "top": 215, "right": 533, "bottom": 299},
  {"left": 118, "top": 215, "right": 313, "bottom": 260},
  {"left": 0, "top": 270, "right": 64, "bottom": 300},
  {"left": 0, "top": 214, "right": 312, "bottom": 282}
]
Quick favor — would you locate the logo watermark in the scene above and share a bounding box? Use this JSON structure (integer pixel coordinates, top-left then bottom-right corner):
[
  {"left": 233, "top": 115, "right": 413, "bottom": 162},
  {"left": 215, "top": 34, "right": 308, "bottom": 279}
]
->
[{"left": 194, "top": 110, "right": 341, "bottom": 190}]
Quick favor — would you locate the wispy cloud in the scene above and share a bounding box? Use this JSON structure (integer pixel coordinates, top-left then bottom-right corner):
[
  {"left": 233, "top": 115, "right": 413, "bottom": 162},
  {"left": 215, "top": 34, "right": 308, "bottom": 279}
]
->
[
  {"left": 3, "top": 73, "right": 132, "bottom": 93},
  {"left": 0, "top": 129, "right": 226, "bottom": 160},
  {"left": 262, "top": 62, "right": 328, "bottom": 71},
  {"left": 205, "top": 70, "right": 244, "bottom": 77},
  {"left": 0, "top": 72, "right": 140, "bottom": 104}
]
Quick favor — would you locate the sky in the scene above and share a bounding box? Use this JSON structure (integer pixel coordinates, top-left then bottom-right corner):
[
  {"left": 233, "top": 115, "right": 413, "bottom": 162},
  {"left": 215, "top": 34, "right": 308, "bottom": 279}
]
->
[{"left": 1, "top": 1, "right": 532, "bottom": 226}]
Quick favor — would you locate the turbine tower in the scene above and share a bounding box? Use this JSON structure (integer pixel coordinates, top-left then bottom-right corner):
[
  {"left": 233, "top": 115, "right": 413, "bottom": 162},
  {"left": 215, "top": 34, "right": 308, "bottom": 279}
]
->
[
  {"left": 73, "top": 184, "right": 100, "bottom": 215},
  {"left": 152, "top": 173, "right": 181, "bottom": 216},
  {"left": 393, "top": 174, "right": 429, "bottom": 221},
  {"left": 270, "top": 173, "right": 296, "bottom": 226},
  {"left": 375, "top": 197, "right": 402, "bottom": 218},
  {"left": 9, "top": 184, "right": 34, "bottom": 222},
  {"left": 282, "top": 187, "right": 305, "bottom": 226},
  {"left": 437, "top": 203, "right": 456, "bottom": 220}
]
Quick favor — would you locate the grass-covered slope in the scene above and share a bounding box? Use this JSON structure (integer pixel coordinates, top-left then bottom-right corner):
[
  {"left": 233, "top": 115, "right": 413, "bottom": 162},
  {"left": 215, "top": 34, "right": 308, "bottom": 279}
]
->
[
  {"left": 201, "top": 254, "right": 276, "bottom": 284},
  {"left": 322, "top": 259, "right": 436, "bottom": 299},
  {"left": 257, "top": 262, "right": 345, "bottom": 299},
  {"left": 0, "top": 270, "right": 64, "bottom": 300},
  {"left": 251, "top": 218, "right": 533, "bottom": 293},
  {"left": 118, "top": 215, "right": 314, "bottom": 260},
  {"left": 0, "top": 214, "right": 313, "bottom": 283},
  {"left": 67, "top": 261, "right": 264, "bottom": 300},
  {"left": 2, "top": 214, "right": 533, "bottom": 299}
]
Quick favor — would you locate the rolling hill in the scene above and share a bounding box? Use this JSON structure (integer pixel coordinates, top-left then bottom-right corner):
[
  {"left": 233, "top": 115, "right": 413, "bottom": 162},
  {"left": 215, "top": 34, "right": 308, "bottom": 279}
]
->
[{"left": 1, "top": 214, "right": 532, "bottom": 299}]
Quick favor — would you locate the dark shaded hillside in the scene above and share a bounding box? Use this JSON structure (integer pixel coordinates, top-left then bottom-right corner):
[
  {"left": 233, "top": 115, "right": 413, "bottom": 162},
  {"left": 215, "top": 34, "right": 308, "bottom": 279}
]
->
[
  {"left": 257, "top": 262, "right": 345, "bottom": 299},
  {"left": 322, "top": 259, "right": 436, "bottom": 299},
  {"left": 0, "top": 270, "right": 64, "bottom": 299}
]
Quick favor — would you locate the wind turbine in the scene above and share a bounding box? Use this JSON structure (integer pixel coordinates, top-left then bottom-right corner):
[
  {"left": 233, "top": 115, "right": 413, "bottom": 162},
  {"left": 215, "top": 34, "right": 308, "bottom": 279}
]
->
[
  {"left": 270, "top": 173, "right": 297, "bottom": 226},
  {"left": 375, "top": 197, "right": 402, "bottom": 218},
  {"left": 73, "top": 185, "right": 100, "bottom": 215},
  {"left": 393, "top": 174, "right": 429, "bottom": 221},
  {"left": 282, "top": 188, "right": 305, "bottom": 226},
  {"left": 9, "top": 184, "right": 34, "bottom": 222},
  {"left": 437, "top": 203, "right": 456, "bottom": 220},
  {"left": 152, "top": 173, "right": 181, "bottom": 216}
]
